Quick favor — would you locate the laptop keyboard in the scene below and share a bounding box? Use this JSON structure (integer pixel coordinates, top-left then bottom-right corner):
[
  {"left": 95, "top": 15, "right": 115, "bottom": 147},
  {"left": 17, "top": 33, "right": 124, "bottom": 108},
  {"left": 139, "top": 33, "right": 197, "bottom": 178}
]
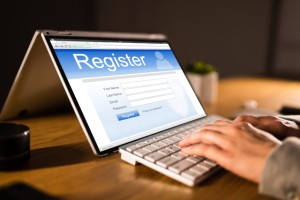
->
[{"left": 125, "top": 115, "right": 221, "bottom": 181}]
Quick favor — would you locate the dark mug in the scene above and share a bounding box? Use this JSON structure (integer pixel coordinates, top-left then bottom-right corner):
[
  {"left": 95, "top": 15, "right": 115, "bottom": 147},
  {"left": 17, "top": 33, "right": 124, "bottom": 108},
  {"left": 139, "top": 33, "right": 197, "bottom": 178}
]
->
[{"left": 0, "top": 123, "right": 30, "bottom": 170}]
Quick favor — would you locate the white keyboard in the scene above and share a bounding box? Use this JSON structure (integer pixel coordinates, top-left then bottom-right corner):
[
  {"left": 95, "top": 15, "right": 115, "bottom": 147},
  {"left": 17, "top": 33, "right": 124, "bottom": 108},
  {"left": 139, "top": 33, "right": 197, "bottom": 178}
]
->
[{"left": 119, "top": 115, "right": 226, "bottom": 186}]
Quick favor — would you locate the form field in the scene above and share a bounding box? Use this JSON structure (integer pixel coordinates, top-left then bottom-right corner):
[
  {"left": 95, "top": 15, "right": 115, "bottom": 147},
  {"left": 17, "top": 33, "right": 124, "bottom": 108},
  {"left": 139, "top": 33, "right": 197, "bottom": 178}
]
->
[
  {"left": 121, "top": 78, "right": 176, "bottom": 107},
  {"left": 127, "top": 89, "right": 174, "bottom": 101},
  {"left": 130, "top": 94, "right": 176, "bottom": 107},
  {"left": 123, "top": 84, "right": 171, "bottom": 95},
  {"left": 121, "top": 79, "right": 168, "bottom": 89}
]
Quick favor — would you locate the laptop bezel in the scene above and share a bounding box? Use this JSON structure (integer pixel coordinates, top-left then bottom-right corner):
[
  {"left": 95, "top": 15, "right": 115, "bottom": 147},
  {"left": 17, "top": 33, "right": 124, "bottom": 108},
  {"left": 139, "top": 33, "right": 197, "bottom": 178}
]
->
[{"left": 42, "top": 32, "right": 207, "bottom": 156}]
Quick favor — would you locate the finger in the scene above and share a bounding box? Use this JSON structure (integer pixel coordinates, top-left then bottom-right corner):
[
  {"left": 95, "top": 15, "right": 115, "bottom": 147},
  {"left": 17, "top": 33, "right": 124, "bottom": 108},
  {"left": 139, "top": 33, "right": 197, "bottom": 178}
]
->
[
  {"left": 182, "top": 120, "right": 233, "bottom": 140},
  {"left": 235, "top": 115, "right": 288, "bottom": 135},
  {"left": 181, "top": 125, "right": 207, "bottom": 140},
  {"left": 200, "top": 124, "right": 239, "bottom": 136},
  {"left": 243, "top": 124, "right": 281, "bottom": 144},
  {"left": 212, "top": 120, "right": 248, "bottom": 128},
  {"left": 213, "top": 120, "right": 233, "bottom": 125},
  {"left": 234, "top": 114, "right": 264, "bottom": 126},
  {"left": 179, "top": 129, "right": 231, "bottom": 150},
  {"left": 179, "top": 128, "right": 214, "bottom": 147},
  {"left": 178, "top": 130, "right": 202, "bottom": 147},
  {"left": 182, "top": 121, "right": 237, "bottom": 141},
  {"left": 181, "top": 143, "right": 227, "bottom": 164}
]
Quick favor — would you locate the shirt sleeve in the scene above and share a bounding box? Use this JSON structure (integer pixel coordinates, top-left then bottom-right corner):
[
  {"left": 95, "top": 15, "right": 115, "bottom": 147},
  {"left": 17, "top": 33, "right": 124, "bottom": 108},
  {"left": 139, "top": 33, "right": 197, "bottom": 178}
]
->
[
  {"left": 259, "top": 137, "right": 300, "bottom": 200},
  {"left": 277, "top": 115, "right": 300, "bottom": 124}
]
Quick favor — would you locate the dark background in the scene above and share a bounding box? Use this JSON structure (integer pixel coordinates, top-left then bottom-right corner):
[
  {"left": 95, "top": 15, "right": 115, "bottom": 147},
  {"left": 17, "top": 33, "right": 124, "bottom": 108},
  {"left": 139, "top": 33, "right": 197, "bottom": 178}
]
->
[{"left": 1, "top": 0, "right": 300, "bottom": 111}]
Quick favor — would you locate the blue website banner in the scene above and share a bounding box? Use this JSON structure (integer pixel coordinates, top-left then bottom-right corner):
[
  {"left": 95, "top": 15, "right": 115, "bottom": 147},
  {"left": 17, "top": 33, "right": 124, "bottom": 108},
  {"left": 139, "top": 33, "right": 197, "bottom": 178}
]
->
[{"left": 54, "top": 49, "right": 182, "bottom": 79}]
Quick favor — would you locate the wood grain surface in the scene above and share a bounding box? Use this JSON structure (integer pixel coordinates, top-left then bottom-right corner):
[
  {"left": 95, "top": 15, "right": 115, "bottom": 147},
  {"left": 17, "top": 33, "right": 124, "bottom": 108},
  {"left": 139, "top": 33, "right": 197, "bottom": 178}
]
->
[{"left": 1, "top": 77, "right": 300, "bottom": 200}]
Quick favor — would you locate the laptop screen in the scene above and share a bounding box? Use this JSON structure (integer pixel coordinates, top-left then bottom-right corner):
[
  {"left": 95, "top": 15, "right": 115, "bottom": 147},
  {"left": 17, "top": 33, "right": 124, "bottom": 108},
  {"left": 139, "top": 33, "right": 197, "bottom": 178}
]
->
[{"left": 49, "top": 38, "right": 206, "bottom": 152}]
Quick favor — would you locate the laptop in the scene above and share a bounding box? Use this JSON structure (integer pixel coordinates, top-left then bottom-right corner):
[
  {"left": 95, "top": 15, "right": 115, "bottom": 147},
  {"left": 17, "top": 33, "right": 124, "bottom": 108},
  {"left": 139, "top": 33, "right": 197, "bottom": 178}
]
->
[{"left": 1, "top": 30, "right": 226, "bottom": 186}]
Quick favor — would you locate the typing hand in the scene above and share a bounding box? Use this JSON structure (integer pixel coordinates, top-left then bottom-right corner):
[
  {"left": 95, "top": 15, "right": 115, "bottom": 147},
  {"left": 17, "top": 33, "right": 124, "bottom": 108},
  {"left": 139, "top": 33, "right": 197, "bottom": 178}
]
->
[
  {"left": 234, "top": 115, "right": 300, "bottom": 140},
  {"left": 178, "top": 120, "right": 282, "bottom": 183}
]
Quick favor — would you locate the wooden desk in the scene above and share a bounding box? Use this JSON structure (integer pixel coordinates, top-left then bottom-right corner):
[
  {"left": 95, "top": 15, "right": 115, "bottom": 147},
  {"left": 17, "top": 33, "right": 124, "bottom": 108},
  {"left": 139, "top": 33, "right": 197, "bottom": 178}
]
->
[{"left": 1, "top": 77, "right": 300, "bottom": 200}]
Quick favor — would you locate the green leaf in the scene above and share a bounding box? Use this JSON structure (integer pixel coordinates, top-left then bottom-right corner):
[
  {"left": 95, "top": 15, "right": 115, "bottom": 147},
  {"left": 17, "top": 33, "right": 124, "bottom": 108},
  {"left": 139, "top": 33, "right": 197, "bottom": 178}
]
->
[{"left": 186, "top": 61, "right": 216, "bottom": 75}]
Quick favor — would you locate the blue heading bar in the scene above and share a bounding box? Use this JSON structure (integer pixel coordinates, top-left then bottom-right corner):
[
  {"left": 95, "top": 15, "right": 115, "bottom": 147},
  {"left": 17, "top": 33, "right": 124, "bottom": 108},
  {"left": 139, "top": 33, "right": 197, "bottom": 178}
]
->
[{"left": 54, "top": 49, "right": 181, "bottom": 79}]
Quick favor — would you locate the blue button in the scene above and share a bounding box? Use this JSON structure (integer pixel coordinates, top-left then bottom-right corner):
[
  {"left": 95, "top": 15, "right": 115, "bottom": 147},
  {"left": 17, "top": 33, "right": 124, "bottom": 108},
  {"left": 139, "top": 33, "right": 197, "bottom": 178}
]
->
[{"left": 117, "top": 110, "right": 140, "bottom": 121}]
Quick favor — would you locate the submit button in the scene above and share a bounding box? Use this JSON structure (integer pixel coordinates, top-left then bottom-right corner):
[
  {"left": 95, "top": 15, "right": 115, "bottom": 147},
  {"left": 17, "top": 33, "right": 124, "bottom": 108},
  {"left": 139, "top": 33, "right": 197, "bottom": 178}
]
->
[{"left": 117, "top": 110, "right": 140, "bottom": 121}]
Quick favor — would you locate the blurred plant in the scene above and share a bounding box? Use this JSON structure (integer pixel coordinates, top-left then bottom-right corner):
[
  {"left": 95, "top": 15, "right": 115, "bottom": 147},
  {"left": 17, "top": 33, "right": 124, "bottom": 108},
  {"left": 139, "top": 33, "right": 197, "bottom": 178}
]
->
[{"left": 186, "top": 61, "right": 216, "bottom": 75}]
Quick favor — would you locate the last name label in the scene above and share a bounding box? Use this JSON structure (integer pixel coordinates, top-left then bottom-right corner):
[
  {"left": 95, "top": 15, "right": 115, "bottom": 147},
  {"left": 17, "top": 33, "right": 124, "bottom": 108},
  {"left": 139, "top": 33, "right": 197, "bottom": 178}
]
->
[{"left": 106, "top": 93, "right": 122, "bottom": 97}]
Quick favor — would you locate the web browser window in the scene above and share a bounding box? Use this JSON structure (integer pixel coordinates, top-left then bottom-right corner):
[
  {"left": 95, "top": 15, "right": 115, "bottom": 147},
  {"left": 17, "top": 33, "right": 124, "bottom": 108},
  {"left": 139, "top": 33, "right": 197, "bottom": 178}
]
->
[{"left": 50, "top": 38, "right": 206, "bottom": 151}]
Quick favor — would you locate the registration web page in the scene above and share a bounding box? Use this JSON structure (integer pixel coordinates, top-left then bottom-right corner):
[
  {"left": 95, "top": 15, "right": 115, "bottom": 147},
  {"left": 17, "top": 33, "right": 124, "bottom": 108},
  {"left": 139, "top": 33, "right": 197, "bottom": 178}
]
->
[{"left": 50, "top": 39, "right": 206, "bottom": 151}]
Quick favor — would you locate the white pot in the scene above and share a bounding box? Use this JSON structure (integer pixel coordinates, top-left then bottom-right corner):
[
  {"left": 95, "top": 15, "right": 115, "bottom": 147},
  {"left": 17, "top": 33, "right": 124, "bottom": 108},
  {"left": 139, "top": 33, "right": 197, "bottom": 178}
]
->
[{"left": 186, "top": 72, "right": 218, "bottom": 103}]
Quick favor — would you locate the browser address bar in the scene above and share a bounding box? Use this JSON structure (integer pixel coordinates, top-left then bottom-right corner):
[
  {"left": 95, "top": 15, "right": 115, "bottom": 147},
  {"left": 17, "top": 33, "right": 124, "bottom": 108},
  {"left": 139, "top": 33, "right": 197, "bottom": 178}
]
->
[{"left": 109, "top": 42, "right": 167, "bottom": 46}]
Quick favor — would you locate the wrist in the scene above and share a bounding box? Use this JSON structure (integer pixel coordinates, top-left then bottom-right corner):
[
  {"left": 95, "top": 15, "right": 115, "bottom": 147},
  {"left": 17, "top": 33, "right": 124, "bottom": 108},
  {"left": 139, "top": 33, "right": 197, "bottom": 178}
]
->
[{"left": 256, "top": 144, "right": 279, "bottom": 183}]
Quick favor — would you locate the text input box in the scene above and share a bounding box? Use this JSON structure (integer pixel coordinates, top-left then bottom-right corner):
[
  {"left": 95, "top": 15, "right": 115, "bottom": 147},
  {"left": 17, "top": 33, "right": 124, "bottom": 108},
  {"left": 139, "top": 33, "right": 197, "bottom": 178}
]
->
[
  {"left": 127, "top": 89, "right": 174, "bottom": 101},
  {"left": 130, "top": 94, "right": 176, "bottom": 107},
  {"left": 121, "top": 79, "right": 168, "bottom": 89},
  {"left": 123, "top": 83, "right": 171, "bottom": 95}
]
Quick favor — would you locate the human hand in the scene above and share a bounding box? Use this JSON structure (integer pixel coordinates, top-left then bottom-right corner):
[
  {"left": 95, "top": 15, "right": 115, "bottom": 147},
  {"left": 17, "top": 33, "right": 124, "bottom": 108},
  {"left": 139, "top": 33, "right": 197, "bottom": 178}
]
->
[
  {"left": 234, "top": 115, "right": 300, "bottom": 140},
  {"left": 178, "top": 120, "right": 282, "bottom": 183}
]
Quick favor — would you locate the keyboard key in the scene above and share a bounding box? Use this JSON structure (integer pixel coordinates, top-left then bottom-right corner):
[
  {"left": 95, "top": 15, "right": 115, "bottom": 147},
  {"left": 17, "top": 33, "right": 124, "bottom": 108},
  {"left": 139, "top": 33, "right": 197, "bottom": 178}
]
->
[
  {"left": 166, "top": 145, "right": 181, "bottom": 152},
  {"left": 156, "top": 156, "right": 179, "bottom": 168},
  {"left": 181, "top": 169, "right": 201, "bottom": 180},
  {"left": 145, "top": 152, "right": 165, "bottom": 162},
  {"left": 168, "top": 160, "right": 195, "bottom": 173},
  {"left": 143, "top": 145, "right": 158, "bottom": 152},
  {"left": 179, "top": 151, "right": 188, "bottom": 156},
  {"left": 178, "top": 127, "right": 185, "bottom": 132},
  {"left": 133, "top": 149, "right": 149, "bottom": 157},
  {"left": 172, "top": 129, "right": 180, "bottom": 134},
  {"left": 126, "top": 145, "right": 139, "bottom": 152},
  {"left": 173, "top": 137, "right": 181, "bottom": 142},
  {"left": 190, "top": 165, "right": 208, "bottom": 175},
  {"left": 166, "top": 132, "right": 175, "bottom": 136},
  {"left": 194, "top": 155, "right": 205, "bottom": 159},
  {"left": 158, "top": 149, "right": 173, "bottom": 156},
  {"left": 152, "top": 136, "right": 161, "bottom": 141},
  {"left": 173, "top": 142, "right": 181, "bottom": 148},
  {"left": 162, "top": 133, "right": 170, "bottom": 137},
  {"left": 177, "top": 133, "right": 186, "bottom": 138},
  {"left": 151, "top": 142, "right": 167, "bottom": 149},
  {"left": 198, "top": 162, "right": 215, "bottom": 170},
  {"left": 166, "top": 137, "right": 180, "bottom": 143},
  {"left": 187, "top": 156, "right": 204, "bottom": 163},
  {"left": 204, "top": 159, "right": 218, "bottom": 166},
  {"left": 187, "top": 129, "right": 195, "bottom": 133},
  {"left": 135, "top": 142, "right": 147, "bottom": 148},
  {"left": 190, "top": 122, "right": 197, "bottom": 127},
  {"left": 171, "top": 152, "right": 187, "bottom": 160},
  {"left": 172, "top": 134, "right": 182, "bottom": 140},
  {"left": 185, "top": 125, "right": 192, "bottom": 129},
  {"left": 180, "top": 126, "right": 186, "bottom": 131},
  {"left": 144, "top": 139, "right": 155, "bottom": 144},
  {"left": 159, "top": 139, "right": 174, "bottom": 145},
  {"left": 183, "top": 131, "right": 190, "bottom": 135}
]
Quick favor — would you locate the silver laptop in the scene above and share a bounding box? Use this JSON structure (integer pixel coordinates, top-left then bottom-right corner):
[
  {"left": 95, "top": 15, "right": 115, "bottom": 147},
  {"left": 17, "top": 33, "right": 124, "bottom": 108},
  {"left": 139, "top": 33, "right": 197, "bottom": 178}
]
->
[{"left": 0, "top": 30, "right": 226, "bottom": 186}]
